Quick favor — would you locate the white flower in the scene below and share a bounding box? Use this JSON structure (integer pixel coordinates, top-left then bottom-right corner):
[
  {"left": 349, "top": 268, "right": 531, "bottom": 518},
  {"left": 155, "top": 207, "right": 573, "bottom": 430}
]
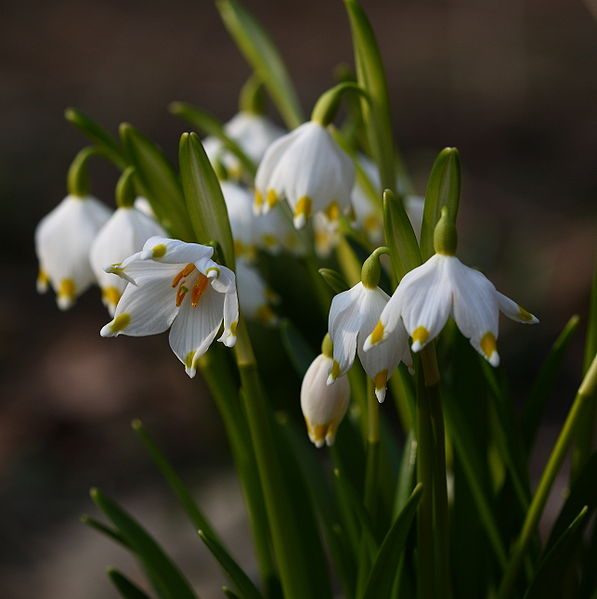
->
[
  {"left": 313, "top": 213, "right": 340, "bottom": 258},
  {"left": 328, "top": 281, "right": 412, "bottom": 402},
  {"left": 133, "top": 196, "right": 156, "bottom": 219},
  {"left": 301, "top": 350, "right": 350, "bottom": 448},
  {"left": 100, "top": 237, "right": 239, "bottom": 377},
  {"left": 35, "top": 194, "right": 111, "bottom": 309},
  {"left": 236, "top": 258, "right": 278, "bottom": 325},
  {"left": 365, "top": 253, "right": 539, "bottom": 367},
  {"left": 221, "top": 180, "right": 300, "bottom": 259},
  {"left": 254, "top": 121, "right": 355, "bottom": 228},
  {"left": 89, "top": 206, "right": 166, "bottom": 315},
  {"left": 205, "top": 112, "right": 285, "bottom": 179}
]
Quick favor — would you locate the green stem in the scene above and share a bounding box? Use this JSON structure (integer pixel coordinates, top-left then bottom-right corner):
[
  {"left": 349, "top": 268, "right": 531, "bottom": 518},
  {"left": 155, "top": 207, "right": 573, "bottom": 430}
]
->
[
  {"left": 364, "top": 379, "right": 380, "bottom": 523},
  {"left": 235, "top": 319, "right": 326, "bottom": 599},
  {"left": 497, "top": 353, "right": 597, "bottom": 599},
  {"left": 66, "top": 146, "right": 102, "bottom": 197}
]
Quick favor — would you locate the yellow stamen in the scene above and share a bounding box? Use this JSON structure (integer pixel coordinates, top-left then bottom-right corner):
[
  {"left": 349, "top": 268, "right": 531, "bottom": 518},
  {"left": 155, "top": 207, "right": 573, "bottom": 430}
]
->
[
  {"left": 480, "top": 331, "right": 497, "bottom": 359},
  {"left": 374, "top": 369, "right": 388, "bottom": 391},
  {"left": 370, "top": 320, "right": 385, "bottom": 345},
  {"left": 171, "top": 263, "right": 196, "bottom": 288},
  {"left": 110, "top": 313, "right": 131, "bottom": 333},
  {"left": 58, "top": 279, "right": 76, "bottom": 301},
  {"left": 294, "top": 196, "right": 312, "bottom": 222},
  {"left": 102, "top": 286, "right": 122, "bottom": 307},
  {"left": 412, "top": 326, "right": 429, "bottom": 346},
  {"left": 152, "top": 243, "right": 167, "bottom": 258},
  {"left": 325, "top": 201, "right": 340, "bottom": 221},
  {"left": 191, "top": 274, "right": 209, "bottom": 307},
  {"left": 266, "top": 189, "right": 278, "bottom": 208}
]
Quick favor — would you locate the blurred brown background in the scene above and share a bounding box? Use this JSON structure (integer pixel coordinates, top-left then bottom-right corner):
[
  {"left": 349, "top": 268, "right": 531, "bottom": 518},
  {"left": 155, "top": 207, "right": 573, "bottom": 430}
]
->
[{"left": 1, "top": 0, "right": 596, "bottom": 597}]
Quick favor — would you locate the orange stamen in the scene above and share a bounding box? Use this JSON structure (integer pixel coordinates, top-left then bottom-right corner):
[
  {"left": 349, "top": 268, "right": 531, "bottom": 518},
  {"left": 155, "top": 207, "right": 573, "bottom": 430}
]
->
[
  {"left": 171, "top": 263, "right": 196, "bottom": 288},
  {"left": 191, "top": 274, "right": 209, "bottom": 307}
]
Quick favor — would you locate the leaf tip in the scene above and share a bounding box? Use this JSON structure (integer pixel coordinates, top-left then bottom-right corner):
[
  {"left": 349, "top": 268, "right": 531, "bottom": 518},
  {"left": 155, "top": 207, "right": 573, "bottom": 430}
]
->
[{"left": 131, "top": 418, "right": 143, "bottom": 430}]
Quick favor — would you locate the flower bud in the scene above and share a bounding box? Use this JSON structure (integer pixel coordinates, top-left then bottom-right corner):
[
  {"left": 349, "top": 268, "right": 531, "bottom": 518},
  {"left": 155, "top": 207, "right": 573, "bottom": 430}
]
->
[{"left": 301, "top": 339, "right": 350, "bottom": 448}]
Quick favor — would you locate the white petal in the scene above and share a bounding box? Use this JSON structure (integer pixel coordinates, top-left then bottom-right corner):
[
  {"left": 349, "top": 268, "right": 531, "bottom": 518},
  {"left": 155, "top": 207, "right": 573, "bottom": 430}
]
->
[
  {"left": 328, "top": 283, "right": 367, "bottom": 380},
  {"left": 225, "top": 112, "right": 285, "bottom": 164},
  {"left": 215, "top": 266, "right": 239, "bottom": 347},
  {"left": 100, "top": 269, "right": 179, "bottom": 338},
  {"left": 391, "top": 255, "right": 454, "bottom": 352},
  {"left": 140, "top": 236, "right": 214, "bottom": 264},
  {"left": 450, "top": 259, "right": 500, "bottom": 366},
  {"left": 496, "top": 291, "right": 539, "bottom": 324},
  {"left": 169, "top": 286, "right": 225, "bottom": 377},
  {"left": 235, "top": 259, "right": 276, "bottom": 324}
]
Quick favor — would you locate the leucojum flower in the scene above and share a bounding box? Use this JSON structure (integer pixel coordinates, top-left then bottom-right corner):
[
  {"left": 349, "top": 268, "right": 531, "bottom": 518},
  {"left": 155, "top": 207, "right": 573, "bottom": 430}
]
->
[
  {"left": 301, "top": 334, "right": 350, "bottom": 448},
  {"left": 100, "top": 237, "right": 239, "bottom": 377},
  {"left": 364, "top": 207, "right": 539, "bottom": 366},
  {"left": 35, "top": 193, "right": 111, "bottom": 309},
  {"left": 327, "top": 248, "right": 412, "bottom": 402}
]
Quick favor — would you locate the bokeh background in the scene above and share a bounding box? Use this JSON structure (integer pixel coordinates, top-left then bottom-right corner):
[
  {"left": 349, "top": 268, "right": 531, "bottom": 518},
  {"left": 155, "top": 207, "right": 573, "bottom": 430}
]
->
[{"left": 1, "top": 0, "right": 596, "bottom": 597}]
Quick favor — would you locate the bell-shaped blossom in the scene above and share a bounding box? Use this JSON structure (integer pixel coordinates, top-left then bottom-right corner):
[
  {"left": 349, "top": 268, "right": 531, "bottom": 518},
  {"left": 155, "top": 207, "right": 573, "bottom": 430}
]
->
[
  {"left": 35, "top": 194, "right": 111, "bottom": 309},
  {"left": 90, "top": 206, "right": 166, "bottom": 315},
  {"left": 236, "top": 258, "right": 278, "bottom": 325},
  {"left": 328, "top": 281, "right": 412, "bottom": 402},
  {"left": 301, "top": 345, "right": 350, "bottom": 448},
  {"left": 254, "top": 121, "right": 355, "bottom": 229},
  {"left": 100, "top": 237, "right": 238, "bottom": 377},
  {"left": 205, "top": 112, "right": 284, "bottom": 179},
  {"left": 365, "top": 254, "right": 539, "bottom": 367}
]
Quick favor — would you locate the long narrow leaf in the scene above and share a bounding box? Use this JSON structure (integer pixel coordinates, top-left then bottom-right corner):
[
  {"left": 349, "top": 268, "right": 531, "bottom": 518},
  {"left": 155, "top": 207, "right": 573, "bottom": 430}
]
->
[
  {"left": 91, "top": 488, "right": 199, "bottom": 599},
  {"left": 108, "top": 569, "right": 153, "bottom": 599},
  {"left": 279, "top": 318, "right": 316, "bottom": 377},
  {"left": 119, "top": 124, "right": 193, "bottom": 241},
  {"left": 198, "top": 530, "right": 263, "bottom": 599},
  {"left": 179, "top": 132, "right": 235, "bottom": 267},
  {"left": 217, "top": 0, "right": 303, "bottom": 129},
  {"left": 361, "top": 483, "right": 423, "bottom": 599},
  {"left": 81, "top": 514, "right": 129, "bottom": 548}
]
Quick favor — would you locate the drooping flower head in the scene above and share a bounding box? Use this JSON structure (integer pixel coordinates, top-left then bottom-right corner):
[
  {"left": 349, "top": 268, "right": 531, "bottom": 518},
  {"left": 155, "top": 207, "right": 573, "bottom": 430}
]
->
[
  {"left": 364, "top": 207, "right": 538, "bottom": 366},
  {"left": 327, "top": 248, "right": 412, "bottom": 402},
  {"left": 90, "top": 205, "right": 166, "bottom": 315},
  {"left": 301, "top": 334, "right": 350, "bottom": 448},
  {"left": 35, "top": 194, "right": 111, "bottom": 309},
  {"left": 100, "top": 237, "right": 238, "bottom": 377},
  {"left": 254, "top": 120, "right": 355, "bottom": 229}
]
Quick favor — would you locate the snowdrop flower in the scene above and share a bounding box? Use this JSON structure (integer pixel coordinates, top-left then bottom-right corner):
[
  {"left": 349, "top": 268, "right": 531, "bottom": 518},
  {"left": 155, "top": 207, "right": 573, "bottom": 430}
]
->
[
  {"left": 35, "top": 194, "right": 111, "bottom": 309},
  {"left": 254, "top": 121, "right": 355, "bottom": 228},
  {"left": 90, "top": 205, "right": 166, "bottom": 315},
  {"left": 364, "top": 207, "right": 538, "bottom": 366},
  {"left": 100, "top": 237, "right": 239, "bottom": 377},
  {"left": 236, "top": 258, "right": 278, "bottom": 325},
  {"left": 301, "top": 334, "right": 350, "bottom": 447},
  {"left": 204, "top": 112, "right": 285, "bottom": 179},
  {"left": 327, "top": 248, "right": 412, "bottom": 402}
]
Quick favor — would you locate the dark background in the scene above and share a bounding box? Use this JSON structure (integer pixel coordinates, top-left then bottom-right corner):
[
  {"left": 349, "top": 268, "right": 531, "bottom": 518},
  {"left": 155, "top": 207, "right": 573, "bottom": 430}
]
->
[{"left": 1, "top": 0, "right": 596, "bottom": 597}]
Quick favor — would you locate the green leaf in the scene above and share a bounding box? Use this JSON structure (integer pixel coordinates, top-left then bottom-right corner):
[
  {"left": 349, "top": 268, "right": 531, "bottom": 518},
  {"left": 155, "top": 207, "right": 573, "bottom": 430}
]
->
[
  {"left": 279, "top": 318, "right": 316, "bottom": 377},
  {"left": 419, "top": 148, "right": 461, "bottom": 261},
  {"left": 361, "top": 483, "right": 422, "bottom": 599},
  {"left": 217, "top": 0, "right": 303, "bottom": 129},
  {"left": 393, "top": 430, "right": 417, "bottom": 516},
  {"left": 90, "top": 488, "right": 199, "bottom": 599},
  {"left": 169, "top": 102, "right": 257, "bottom": 178},
  {"left": 108, "top": 569, "right": 153, "bottom": 599},
  {"left": 319, "top": 267, "right": 350, "bottom": 294},
  {"left": 119, "top": 123, "right": 193, "bottom": 241},
  {"left": 523, "top": 507, "right": 589, "bottom": 599},
  {"left": 584, "top": 261, "right": 597, "bottom": 374},
  {"left": 80, "top": 514, "right": 129, "bottom": 548},
  {"left": 343, "top": 0, "right": 395, "bottom": 191},
  {"left": 198, "top": 530, "right": 263, "bottom": 599},
  {"left": 179, "top": 132, "right": 235, "bottom": 268},
  {"left": 382, "top": 189, "right": 422, "bottom": 281},
  {"left": 131, "top": 420, "right": 219, "bottom": 541},
  {"left": 65, "top": 107, "right": 127, "bottom": 168},
  {"left": 522, "top": 315, "right": 581, "bottom": 453},
  {"left": 222, "top": 588, "right": 242, "bottom": 599}
]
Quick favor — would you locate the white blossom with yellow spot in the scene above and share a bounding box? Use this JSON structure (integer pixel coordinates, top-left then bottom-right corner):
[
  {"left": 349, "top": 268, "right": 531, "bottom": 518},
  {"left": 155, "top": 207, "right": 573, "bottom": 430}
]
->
[
  {"left": 100, "top": 237, "right": 238, "bottom": 377},
  {"left": 328, "top": 281, "right": 412, "bottom": 402},
  {"left": 35, "top": 194, "right": 111, "bottom": 310},
  {"left": 364, "top": 253, "right": 539, "bottom": 366},
  {"left": 254, "top": 121, "right": 354, "bottom": 228},
  {"left": 90, "top": 205, "right": 166, "bottom": 315}
]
